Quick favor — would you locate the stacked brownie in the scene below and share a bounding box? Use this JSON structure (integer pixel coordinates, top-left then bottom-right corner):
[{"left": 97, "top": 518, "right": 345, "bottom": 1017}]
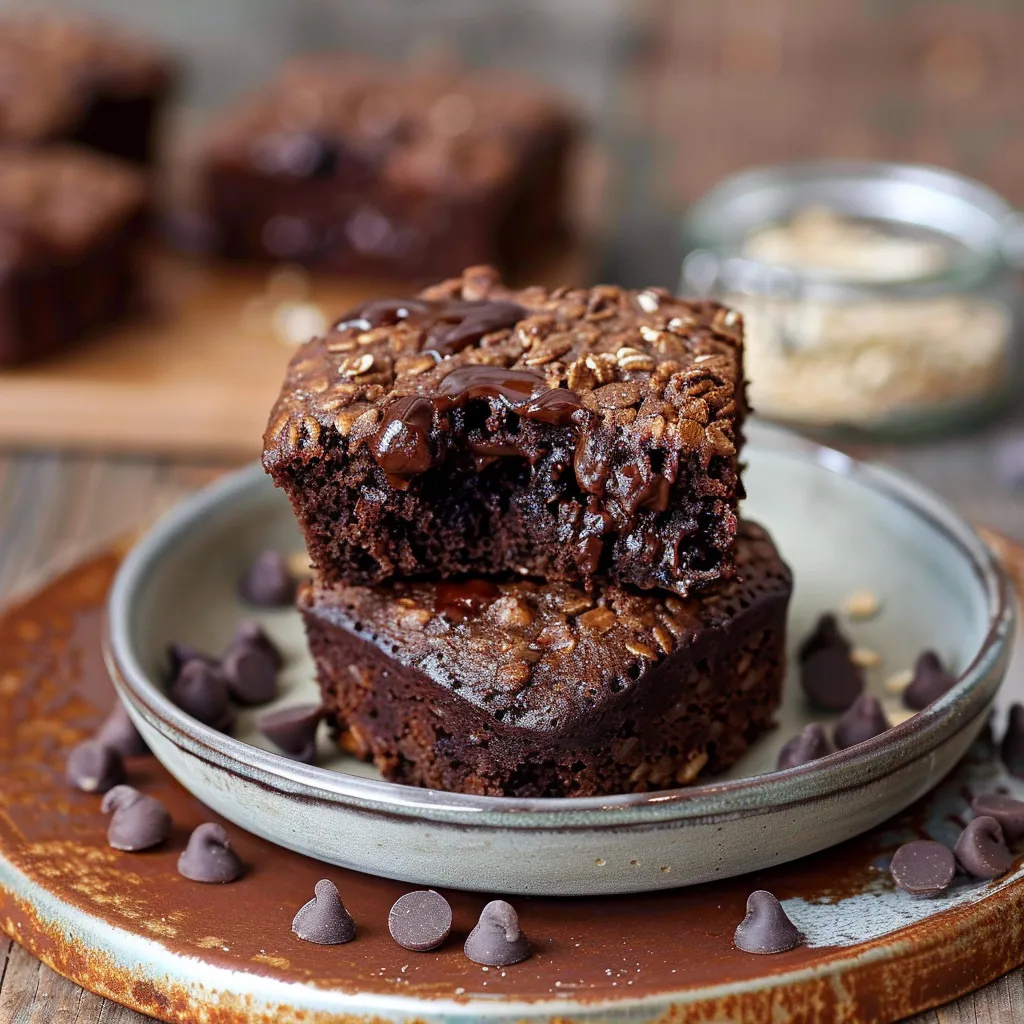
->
[
  {"left": 200, "top": 56, "right": 576, "bottom": 280},
  {"left": 264, "top": 265, "right": 792, "bottom": 797}
]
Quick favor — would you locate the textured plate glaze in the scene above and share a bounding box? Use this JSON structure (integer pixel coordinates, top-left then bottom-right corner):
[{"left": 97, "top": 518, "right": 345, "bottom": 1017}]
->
[
  {"left": 105, "top": 422, "right": 1015, "bottom": 896},
  {"left": 4, "top": 550, "right": 1024, "bottom": 1024}
]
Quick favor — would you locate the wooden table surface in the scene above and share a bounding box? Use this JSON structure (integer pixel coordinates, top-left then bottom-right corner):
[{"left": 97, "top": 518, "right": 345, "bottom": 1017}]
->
[{"left": 1, "top": 427, "right": 1023, "bottom": 1023}]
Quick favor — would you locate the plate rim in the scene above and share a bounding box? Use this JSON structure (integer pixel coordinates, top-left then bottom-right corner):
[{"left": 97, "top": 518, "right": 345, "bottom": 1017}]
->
[{"left": 105, "top": 421, "right": 1017, "bottom": 828}]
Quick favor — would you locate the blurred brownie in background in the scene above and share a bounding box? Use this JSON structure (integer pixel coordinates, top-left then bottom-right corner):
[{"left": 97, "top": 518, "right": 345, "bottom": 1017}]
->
[
  {"left": 200, "top": 56, "right": 577, "bottom": 280},
  {"left": 0, "top": 11, "right": 174, "bottom": 165},
  {"left": 0, "top": 146, "right": 148, "bottom": 366}
]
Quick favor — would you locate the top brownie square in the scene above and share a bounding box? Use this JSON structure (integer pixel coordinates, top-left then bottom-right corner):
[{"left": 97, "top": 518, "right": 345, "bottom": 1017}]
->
[{"left": 263, "top": 265, "right": 746, "bottom": 596}]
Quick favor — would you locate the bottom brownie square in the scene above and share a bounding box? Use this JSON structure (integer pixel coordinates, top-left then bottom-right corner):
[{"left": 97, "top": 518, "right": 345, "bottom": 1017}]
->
[{"left": 299, "top": 521, "right": 791, "bottom": 798}]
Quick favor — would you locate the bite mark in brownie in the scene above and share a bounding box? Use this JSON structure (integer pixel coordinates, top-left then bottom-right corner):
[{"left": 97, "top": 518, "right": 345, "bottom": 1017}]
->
[
  {"left": 264, "top": 266, "right": 746, "bottom": 596},
  {"left": 299, "top": 521, "right": 790, "bottom": 798},
  {"left": 200, "top": 56, "right": 575, "bottom": 279},
  {"left": 0, "top": 146, "right": 148, "bottom": 366}
]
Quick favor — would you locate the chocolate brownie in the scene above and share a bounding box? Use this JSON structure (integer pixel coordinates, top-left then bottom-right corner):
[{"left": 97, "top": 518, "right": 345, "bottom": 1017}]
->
[
  {"left": 200, "top": 56, "right": 575, "bottom": 279},
  {"left": 264, "top": 266, "right": 746, "bottom": 596},
  {"left": 0, "top": 12, "right": 174, "bottom": 165},
  {"left": 0, "top": 146, "right": 148, "bottom": 366},
  {"left": 299, "top": 521, "right": 790, "bottom": 798}
]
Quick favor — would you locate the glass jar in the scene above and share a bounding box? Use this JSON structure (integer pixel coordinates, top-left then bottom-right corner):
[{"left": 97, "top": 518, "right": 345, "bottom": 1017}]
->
[{"left": 680, "top": 161, "right": 1024, "bottom": 438}]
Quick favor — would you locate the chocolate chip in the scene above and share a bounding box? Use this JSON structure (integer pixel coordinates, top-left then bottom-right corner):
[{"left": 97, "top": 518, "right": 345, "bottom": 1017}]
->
[
  {"left": 388, "top": 890, "right": 452, "bottom": 952},
  {"left": 169, "top": 660, "right": 236, "bottom": 733},
  {"left": 177, "top": 823, "right": 244, "bottom": 883},
  {"left": 733, "top": 890, "right": 801, "bottom": 954},
  {"left": 66, "top": 740, "right": 125, "bottom": 793},
  {"left": 1001, "top": 704, "right": 1024, "bottom": 778},
  {"left": 955, "top": 815, "right": 1014, "bottom": 879},
  {"left": 232, "top": 620, "right": 283, "bottom": 669},
  {"left": 292, "top": 879, "right": 356, "bottom": 944},
  {"left": 971, "top": 793, "right": 1024, "bottom": 841},
  {"left": 903, "top": 651, "right": 956, "bottom": 710},
  {"left": 833, "top": 694, "right": 890, "bottom": 749},
  {"left": 777, "top": 723, "right": 831, "bottom": 770},
  {"left": 95, "top": 702, "right": 149, "bottom": 757},
  {"left": 101, "top": 785, "right": 171, "bottom": 851},
  {"left": 238, "top": 550, "right": 295, "bottom": 607},
  {"left": 464, "top": 900, "right": 531, "bottom": 966},
  {"left": 221, "top": 644, "right": 277, "bottom": 706},
  {"left": 799, "top": 614, "right": 863, "bottom": 711},
  {"left": 889, "top": 840, "right": 955, "bottom": 897},
  {"left": 257, "top": 703, "right": 322, "bottom": 763},
  {"left": 166, "top": 642, "right": 217, "bottom": 679}
]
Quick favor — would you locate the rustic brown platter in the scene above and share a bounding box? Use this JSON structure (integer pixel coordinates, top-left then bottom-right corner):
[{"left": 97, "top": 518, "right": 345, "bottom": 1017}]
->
[{"left": 1, "top": 539, "right": 1024, "bottom": 1023}]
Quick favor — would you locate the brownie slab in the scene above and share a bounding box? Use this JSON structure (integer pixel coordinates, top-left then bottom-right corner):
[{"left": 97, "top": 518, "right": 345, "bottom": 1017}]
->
[
  {"left": 299, "top": 521, "right": 790, "bottom": 798},
  {"left": 200, "top": 56, "right": 575, "bottom": 279},
  {"left": 264, "top": 265, "right": 746, "bottom": 596},
  {"left": 0, "top": 12, "right": 174, "bottom": 165},
  {"left": 0, "top": 146, "right": 148, "bottom": 366}
]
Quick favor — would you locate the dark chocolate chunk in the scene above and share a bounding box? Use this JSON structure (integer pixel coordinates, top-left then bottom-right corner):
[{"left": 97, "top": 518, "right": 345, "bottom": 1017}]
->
[
  {"left": 903, "top": 651, "right": 956, "bottom": 711},
  {"left": 257, "top": 703, "right": 322, "bottom": 763},
  {"left": 1001, "top": 704, "right": 1024, "bottom": 778},
  {"left": 167, "top": 642, "right": 217, "bottom": 679},
  {"left": 833, "top": 694, "right": 890, "bottom": 750},
  {"left": 971, "top": 793, "right": 1024, "bottom": 841},
  {"left": 101, "top": 785, "right": 171, "bottom": 851},
  {"left": 955, "top": 816, "right": 1014, "bottom": 879},
  {"left": 177, "top": 823, "right": 244, "bottom": 883},
  {"left": 388, "top": 890, "right": 452, "bottom": 952},
  {"left": 776, "top": 723, "right": 831, "bottom": 770},
  {"left": 238, "top": 550, "right": 295, "bottom": 607},
  {"left": 733, "top": 890, "right": 801, "bottom": 954},
  {"left": 169, "top": 660, "right": 236, "bottom": 733},
  {"left": 464, "top": 900, "right": 531, "bottom": 966},
  {"left": 799, "top": 614, "right": 864, "bottom": 712},
  {"left": 889, "top": 840, "right": 955, "bottom": 897},
  {"left": 232, "top": 619, "right": 284, "bottom": 669},
  {"left": 220, "top": 644, "right": 277, "bottom": 706},
  {"left": 66, "top": 740, "right": 125, "bottom": 794},
  {"left": 95, "top": 702, "right": 149, "bottom": 757},
  {"left": 292, "top": 879, "right": 356, "bottom": 944}
]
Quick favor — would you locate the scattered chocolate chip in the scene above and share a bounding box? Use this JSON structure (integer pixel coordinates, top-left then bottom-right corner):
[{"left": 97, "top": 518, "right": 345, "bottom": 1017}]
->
[
  {"left": 101, "top": 785, "right": 171, "bottom": 851},
  {"left": 232, "top": 619, "right": 284, "bottom": 669},
  {"left": 95, "top": 702, "right": 149, "bottom": 757},
  {"left": 178, "top": 823, "right": 244, "bottom": 883},
  {"left": 971, "top": 793, "right": 1024, "bottom": 841},
  {"left": 257, "top": 703, "right": 322, "bottom": 763},
  {"left": 776, "top": 723, "right": 831, "bottom": 770},
  {"left": 903, "top": 651, "right": 956, "bottom": 711},
  {"left": 1001, "top": 704, "right": 1024, "bottom": 778},
  {"left": 889, "top": 840, "right": 955, "bottom": 897},
  {"left": 389, "top": 890, "right": 452, "bottom": 952},
  {"left": 66, "top": 740, "right": 125, "bottom": 793},
  {"left": 955, "top": 815, "right": 1014, "bottom": 879},
  {"left": 220, "top": 644, "right": 277, "bottom": 706},
  {"left": 169, "top": 660, "right": 236, "bottom": 733},
  {"left": 464, "top": 900, "right": 531, "bottom": 966},
  {"left": 292, "top": 879, "right": 356, "bottom": 944},
  {"left": 166, "top": 642, "right": 217, "bottom": 679},
  {"left": 238, "top": 550, "right": 295, "bottom": 607},
  {"left": 799, "top": 614, "right": 864, "bottom": 712},
  {"left": 733, "top": 890, "right": 801, "bottom": 954},
  {"left": 833, "top": 694, "right": 890, "bottom": 749}
]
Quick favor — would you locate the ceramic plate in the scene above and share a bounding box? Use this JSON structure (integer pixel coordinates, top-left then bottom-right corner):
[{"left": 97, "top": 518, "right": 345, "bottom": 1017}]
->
[{"left": 105, "top": 422, "right": 1015, "bottom": 896}]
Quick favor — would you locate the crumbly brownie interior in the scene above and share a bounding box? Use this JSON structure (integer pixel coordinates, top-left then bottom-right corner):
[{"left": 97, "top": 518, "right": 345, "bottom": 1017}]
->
[
  {"left": 299, "top": 521, "right": 790, "bottom": 798},
  {"left": 265, "top": 265, "right": 745, "bottom": 596}
]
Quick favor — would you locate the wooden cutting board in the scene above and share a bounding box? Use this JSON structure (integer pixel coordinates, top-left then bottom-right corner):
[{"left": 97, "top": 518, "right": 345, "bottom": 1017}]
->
[{"left": 0, "top": 245, "right": 590, "bottom": 459}]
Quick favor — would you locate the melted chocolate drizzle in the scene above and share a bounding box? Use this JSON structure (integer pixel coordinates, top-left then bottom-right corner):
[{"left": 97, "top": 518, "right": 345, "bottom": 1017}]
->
[{"left": 334, "top": 297, "right": 526, "bottom": 358}]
